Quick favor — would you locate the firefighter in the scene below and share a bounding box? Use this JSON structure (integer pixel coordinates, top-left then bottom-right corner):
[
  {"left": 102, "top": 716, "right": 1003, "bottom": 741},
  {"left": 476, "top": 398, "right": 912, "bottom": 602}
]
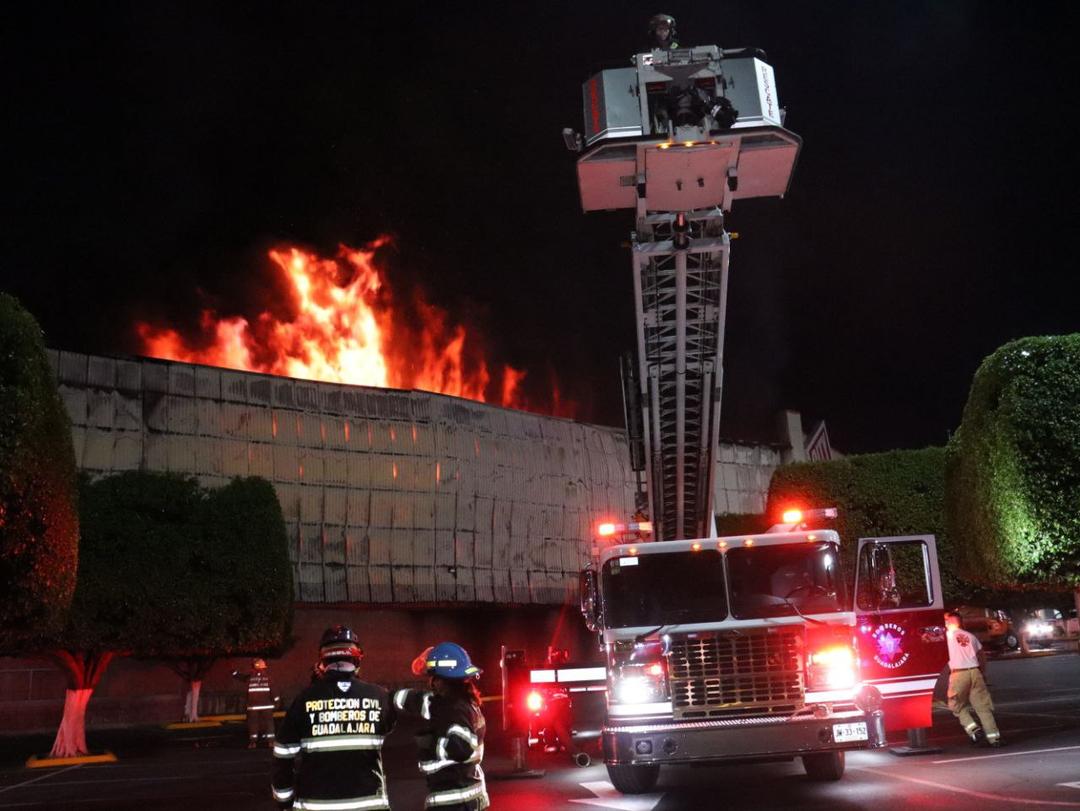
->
[
  {"left": 944, "top": 610, "right": 1003, "bottom": 747},
  {"left": 394, "top": 642, "right": 489, "bottom": 811},
  {"left": 232, "top": 658, "right": 278, "bottom": 749},
  {"left": 272, "top": 626, "right": 397, "bottom": 810},
  {"left": 648, "top": 13, "right": 679, "bottom": 50},
  {"left": 540, "top": 647, "right": 580, "bottom": 762}
]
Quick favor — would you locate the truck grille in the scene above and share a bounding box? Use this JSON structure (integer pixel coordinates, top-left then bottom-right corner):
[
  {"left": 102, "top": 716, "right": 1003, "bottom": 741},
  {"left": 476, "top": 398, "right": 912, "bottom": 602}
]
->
[{"left": 668, "top": 627, "right": 804, "bottom": 719}]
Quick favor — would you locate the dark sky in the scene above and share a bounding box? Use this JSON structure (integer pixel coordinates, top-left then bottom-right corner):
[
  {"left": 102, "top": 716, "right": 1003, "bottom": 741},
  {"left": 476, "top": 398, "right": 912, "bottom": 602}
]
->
[{"left": 4, "top": 2, "right": 1079, "bottom": 453}]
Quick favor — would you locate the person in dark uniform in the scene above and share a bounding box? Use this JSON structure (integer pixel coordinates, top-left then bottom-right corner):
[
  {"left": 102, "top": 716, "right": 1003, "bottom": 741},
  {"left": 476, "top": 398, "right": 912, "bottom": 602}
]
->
[
  {"left": 648, "top": 13, "right": 679, "bottom": 50},
  {"left": 272, "top": 626, "right": 397, "bottom": 810},
  {"left": 394, "top": 642, "right": 489, "bottom": 811},
  {"left": 232, "top": 658, "right": 278, "bottom": 749}
]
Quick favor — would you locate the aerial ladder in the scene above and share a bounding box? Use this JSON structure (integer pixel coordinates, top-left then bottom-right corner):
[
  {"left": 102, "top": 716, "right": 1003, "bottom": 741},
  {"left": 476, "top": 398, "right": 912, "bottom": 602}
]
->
[{"left": 566, "top": 44, "right": 801, "bottom": 540}]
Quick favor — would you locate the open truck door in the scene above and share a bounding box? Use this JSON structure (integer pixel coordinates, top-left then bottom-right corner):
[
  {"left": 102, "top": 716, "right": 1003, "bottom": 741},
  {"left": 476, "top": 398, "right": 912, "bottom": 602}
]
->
[{"left": 854, "top": 535, "right": 948, "bottom": 733}]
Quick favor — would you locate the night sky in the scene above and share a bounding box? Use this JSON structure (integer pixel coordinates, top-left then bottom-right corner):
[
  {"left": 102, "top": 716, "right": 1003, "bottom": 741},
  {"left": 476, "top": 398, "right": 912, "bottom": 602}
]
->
[{"left": 5, "top": 2, "right": 1079, "bottom": 454}]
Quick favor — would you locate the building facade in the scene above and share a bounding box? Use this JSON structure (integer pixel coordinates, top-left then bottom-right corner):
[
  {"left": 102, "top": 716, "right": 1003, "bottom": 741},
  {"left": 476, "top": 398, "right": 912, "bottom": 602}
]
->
[{"left": 49, "top": 350, "right": 789, "bottom": 605}]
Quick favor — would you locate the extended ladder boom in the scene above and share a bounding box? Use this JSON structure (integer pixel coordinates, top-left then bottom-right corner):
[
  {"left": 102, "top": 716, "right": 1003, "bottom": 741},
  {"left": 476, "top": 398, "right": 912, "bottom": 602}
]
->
[{"left": 573, "top": 45, "right": 800, "bottom": 540}]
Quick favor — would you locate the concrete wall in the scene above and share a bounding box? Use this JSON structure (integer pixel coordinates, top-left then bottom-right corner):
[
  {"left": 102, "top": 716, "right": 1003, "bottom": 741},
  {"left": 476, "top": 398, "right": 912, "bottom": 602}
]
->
[
  {"left": 48, "top": 350, "right": 786, "bottom": 604},
  {"left": 48, "top": 350, "right": 637, "bottom": 607},
  {"left": 713, "top": 441, "right": 784, "bottom": 515}
]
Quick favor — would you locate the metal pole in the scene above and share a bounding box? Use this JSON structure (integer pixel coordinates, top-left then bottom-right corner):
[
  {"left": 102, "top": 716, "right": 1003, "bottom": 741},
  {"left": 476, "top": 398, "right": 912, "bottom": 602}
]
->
[
  {"left": 674, "top": 246, "right": 687, "bottom": 539},
  {"left": 707, "top": 234, "right": 731, "bottom": 526}
]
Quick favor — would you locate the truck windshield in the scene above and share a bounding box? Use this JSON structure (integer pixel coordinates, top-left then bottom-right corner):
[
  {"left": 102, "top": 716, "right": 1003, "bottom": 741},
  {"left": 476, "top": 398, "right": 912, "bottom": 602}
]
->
[
  {"left": 601, "top": 550, "right": 727, "bottom": 629},
  {"left": 727, "top": 542, "right": 845, "bottom": 620}
]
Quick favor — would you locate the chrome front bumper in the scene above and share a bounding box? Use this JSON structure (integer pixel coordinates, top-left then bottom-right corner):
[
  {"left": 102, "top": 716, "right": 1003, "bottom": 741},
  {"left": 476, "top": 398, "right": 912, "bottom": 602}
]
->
[{"left": 602, "top": 709, "right": 886, "bottom": 765}]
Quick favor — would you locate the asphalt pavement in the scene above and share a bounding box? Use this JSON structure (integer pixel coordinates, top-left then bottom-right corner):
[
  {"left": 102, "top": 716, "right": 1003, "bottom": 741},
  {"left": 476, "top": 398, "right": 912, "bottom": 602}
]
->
[{"left": 1, "top": 650, "right": 1077, "bottom": 810}]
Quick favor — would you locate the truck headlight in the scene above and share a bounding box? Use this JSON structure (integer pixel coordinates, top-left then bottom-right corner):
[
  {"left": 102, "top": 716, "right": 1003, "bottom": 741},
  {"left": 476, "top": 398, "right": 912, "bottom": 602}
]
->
[
  {"left": 615, "top": 677, "right": 657, "bottom": 704},
  {"left": 612, "top": 660, "right": 668, "bottom": 704},
  {"left": 808, "top": 645, "right": 857, "bottom": 691}
]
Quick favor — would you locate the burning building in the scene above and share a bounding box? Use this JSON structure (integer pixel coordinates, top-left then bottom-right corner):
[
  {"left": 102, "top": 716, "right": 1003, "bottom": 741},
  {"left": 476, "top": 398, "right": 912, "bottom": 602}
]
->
[{"left": 0, "top": 347, "right": 798, "bottom": 732}]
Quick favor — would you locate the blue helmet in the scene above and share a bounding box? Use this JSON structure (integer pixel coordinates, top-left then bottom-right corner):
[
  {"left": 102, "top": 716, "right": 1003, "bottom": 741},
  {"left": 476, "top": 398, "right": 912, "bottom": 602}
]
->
[{"left": 425, "top": 641, "right": 481, "bottom": 680}]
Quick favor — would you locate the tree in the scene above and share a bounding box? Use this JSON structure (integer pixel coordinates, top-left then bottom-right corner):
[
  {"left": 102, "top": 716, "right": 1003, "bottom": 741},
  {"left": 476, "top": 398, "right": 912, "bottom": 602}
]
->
[
  {"left": 946, "top": 335, "right": 1080, "bottom": 614},
  {"left": 48, "top": 472, "right": 293, "bottom": 755},
  {"left": 0, "top": 293, "right": 79, "bottom": 652},
  {"left": 48, "top": 472, "right": 204, "bottom": 756},
  {"left": 163, "top": 477, "right": 293, "bottom": 722}
]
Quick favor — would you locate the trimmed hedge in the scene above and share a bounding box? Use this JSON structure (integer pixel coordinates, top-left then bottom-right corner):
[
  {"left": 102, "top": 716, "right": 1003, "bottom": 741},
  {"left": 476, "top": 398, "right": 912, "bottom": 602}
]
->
[
  {"left": 202, "top": 476, "right": 294, "bottom": 656},
  {"left": 764, "top": 447, "right": 970, "bottom": 602},
  {"left": 946, "top": 335, "right": 1080, "bottom": 588},
  {"left": 0, "top": 294, "right": 78, "bottom": 651},
  {"left": 64, "top": 471, "right": 293, "bottom": 658}
]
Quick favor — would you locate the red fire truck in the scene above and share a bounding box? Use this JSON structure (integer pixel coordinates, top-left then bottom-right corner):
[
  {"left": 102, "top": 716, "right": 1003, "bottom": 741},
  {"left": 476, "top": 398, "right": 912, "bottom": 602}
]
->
[{"left": 570, "top": 515, "right": 947, "bottom": 792}]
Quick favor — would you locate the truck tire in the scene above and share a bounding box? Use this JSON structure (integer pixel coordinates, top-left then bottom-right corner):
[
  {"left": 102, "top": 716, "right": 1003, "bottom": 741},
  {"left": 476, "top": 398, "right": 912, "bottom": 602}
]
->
[
  {"left": 607, "top": 763, "right": 660, "bottom": 794},
  {"left": 802, "top": 750, "right": 845, "bottom": 781}
]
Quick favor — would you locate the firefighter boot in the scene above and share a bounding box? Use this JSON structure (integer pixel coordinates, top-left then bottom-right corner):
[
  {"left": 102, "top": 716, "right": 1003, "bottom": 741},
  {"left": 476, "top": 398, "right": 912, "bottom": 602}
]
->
[{"left": 965, "top": 724, "right": 984, "bottom": 746}]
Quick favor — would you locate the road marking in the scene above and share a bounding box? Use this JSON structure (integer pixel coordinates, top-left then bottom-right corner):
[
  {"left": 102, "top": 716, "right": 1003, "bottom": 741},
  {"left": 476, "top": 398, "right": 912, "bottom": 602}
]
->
[
  {"left": 570, "top": 780, "right": 664, "bottom": 810},
  {"left": 854, "top": 766, "right": 1080, "bottom": 807},
  {"left": 0, "top": 789, "right": 255, "bottom": 808},
  {"left": 7, "top": 771, "right": 268, "bottom": 787},
  {"left": 996, "top": 695, "right": 1080, "bottom": 708},
  {"left": 932, "top": 745, "right": 1080, "bottom": 764},
  {"left": 0, "top": 766, "right": 82, "bottom": 796},
  {"left": 996, "top": 710, "right": 1080, "bottom": 720},
  {"left": 1060, "top": 783, "right": 1080, "bottom": 790}
]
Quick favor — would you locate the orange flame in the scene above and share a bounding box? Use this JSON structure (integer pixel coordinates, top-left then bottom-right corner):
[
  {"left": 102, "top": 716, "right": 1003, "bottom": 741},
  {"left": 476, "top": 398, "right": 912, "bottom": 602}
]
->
[{"left": 136, "top": 240, "right": 574, "bottom": 416}]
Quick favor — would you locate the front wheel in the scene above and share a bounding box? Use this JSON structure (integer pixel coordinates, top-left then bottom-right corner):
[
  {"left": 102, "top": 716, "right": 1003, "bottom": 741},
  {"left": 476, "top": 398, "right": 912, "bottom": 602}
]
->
[
  {"left": 607, "top": 763, "right": 660, "bottom": 794},
  {"left": 802, "top": 750, "right": 845, "bottom": 781},
  {"left": 1004, "top": 633, "right": 1019, "bottom": 650}
]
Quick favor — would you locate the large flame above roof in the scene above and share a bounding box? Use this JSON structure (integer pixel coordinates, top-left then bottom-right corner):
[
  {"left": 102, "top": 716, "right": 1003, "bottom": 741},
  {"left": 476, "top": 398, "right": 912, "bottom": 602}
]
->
[{"left": 136, "top": 240, "right": 572, "bottom": 416}]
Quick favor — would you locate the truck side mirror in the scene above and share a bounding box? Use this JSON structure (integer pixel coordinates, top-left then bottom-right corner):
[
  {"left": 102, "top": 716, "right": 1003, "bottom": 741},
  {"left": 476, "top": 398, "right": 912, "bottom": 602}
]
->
[{"left": 580, "top": 569, "right": 599, "bottom": 632}]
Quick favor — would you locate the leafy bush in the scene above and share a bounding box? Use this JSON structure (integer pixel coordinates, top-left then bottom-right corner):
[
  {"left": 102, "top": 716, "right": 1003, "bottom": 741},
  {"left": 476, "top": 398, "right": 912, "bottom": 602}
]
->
[
  {"left": 764, "top": 447, "right": 969, "bottom": 602},
  {"left": 66, "top": 471, "right": 293, "bottom": 659},
  {"left": 47, "top": 471, "right": 293, "bottom": 753},
  {"left": 946, "top": 335, "right": 1080, "bottom": 588},
  {"left": 0, "top": 293, "right": 78, "bottom": 650}
]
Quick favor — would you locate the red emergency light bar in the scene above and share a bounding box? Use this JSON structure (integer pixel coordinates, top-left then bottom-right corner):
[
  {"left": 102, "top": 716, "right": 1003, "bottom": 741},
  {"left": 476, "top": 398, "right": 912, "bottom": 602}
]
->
[
  {"left": 781, "top": 507, "right": 838, "bottom": 525},
  {"left": 596, "top": 520, "right": 653, "bottom": 538}
]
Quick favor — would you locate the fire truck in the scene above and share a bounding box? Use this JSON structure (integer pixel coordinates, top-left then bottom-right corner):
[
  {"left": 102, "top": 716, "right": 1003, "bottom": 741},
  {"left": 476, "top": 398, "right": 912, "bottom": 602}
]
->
[
  {"left": 502, "top": 36, "right": 948, "bottom": 794},
  {"left": 577, "top": 514, "right": 947, "bottom": 791}
]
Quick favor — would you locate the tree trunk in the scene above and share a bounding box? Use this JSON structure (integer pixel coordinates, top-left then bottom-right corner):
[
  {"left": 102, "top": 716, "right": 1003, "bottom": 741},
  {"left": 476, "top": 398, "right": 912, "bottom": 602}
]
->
[
  {"left": 183, "top": 680, "right": 203, "bottom": 723},
  {"left": 47, "top": 650, "right": 116, "bottom": 758},
  {"left": 50, "top": 689, "right": 93, "bottom": 758},
  {"left": 169, "top": 657, "right": 215, "bottom": 723}
]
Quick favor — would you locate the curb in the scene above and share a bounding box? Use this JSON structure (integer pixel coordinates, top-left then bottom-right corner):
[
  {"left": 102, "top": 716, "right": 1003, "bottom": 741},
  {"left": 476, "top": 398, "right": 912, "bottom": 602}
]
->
[
  {"left": 163, "top": 721, "right": 223, "bottom": 730},
  {"left": 199, "top": 712, "right": 285, "bottom": 722},
  {"left": 26, "top": 751, "right": 118, "bottom": 769}
]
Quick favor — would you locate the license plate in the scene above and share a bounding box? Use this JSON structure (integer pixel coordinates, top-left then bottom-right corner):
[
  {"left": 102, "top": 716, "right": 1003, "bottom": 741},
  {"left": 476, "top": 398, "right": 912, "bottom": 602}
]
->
[{"left": 832, "top": 722, "right": 868, "bottom": 743}]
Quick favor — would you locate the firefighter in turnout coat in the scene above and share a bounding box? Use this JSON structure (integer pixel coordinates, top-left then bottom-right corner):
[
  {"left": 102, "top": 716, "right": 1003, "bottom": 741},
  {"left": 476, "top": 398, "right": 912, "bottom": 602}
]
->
[
  {"left": 272, "top": 626, "right": 397, "bottom": 810},
  {"left": 232, "top": 658, "right": 278, "bottom": 749},
  {"left": 394, "top": 642, "right": 489, "bottom": 810}
]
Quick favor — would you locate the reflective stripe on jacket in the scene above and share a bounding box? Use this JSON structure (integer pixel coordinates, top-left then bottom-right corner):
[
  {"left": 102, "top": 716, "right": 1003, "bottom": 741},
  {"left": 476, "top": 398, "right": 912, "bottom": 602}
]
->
[
  {"left": 273, "top": 674, "right": 397, "bottom": 808},
  {"left": 393, "top": 688, "right": 489, "bottom": 810}
]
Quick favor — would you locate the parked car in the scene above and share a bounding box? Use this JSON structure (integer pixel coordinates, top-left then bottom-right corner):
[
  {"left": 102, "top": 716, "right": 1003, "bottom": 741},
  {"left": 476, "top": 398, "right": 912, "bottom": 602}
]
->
[
  {"left": 956, "top": 605, "right": 1019, "bottom": 650},
  {"left": 1022, "top": 608, "right": 1067, "bottom": 646}
]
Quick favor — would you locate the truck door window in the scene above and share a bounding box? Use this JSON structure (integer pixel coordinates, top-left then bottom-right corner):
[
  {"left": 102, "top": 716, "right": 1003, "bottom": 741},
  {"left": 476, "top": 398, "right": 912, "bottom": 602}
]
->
[
  {"left": 727, "top": 542, "right": 845, "bottom": 620},
  {"left": 855, "top": 540, "right": 934, "bottom": 611},
  {"left": 601, "top": 550, "right": 727, "bottom": 628}
]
